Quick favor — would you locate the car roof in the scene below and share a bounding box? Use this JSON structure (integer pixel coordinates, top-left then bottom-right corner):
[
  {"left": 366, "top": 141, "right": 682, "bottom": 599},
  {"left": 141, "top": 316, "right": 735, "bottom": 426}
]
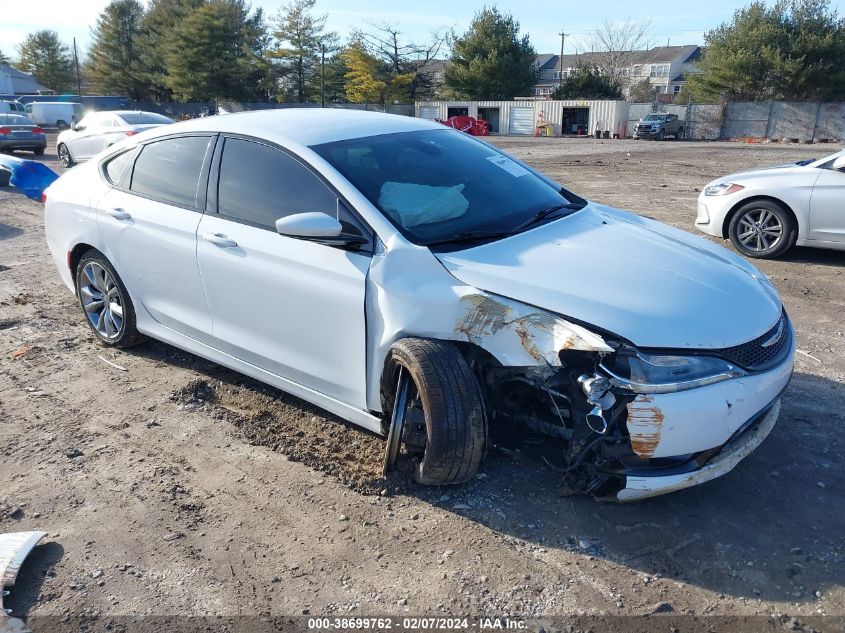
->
[
  {"left": 134, "top": 109, "right": 444, "bottom": 147},
  {"left": 29, "top": 102, "right": 81, "bottom": 106},
  {"left": 105, "top": 110, "right": 168, "bottom": 116}
]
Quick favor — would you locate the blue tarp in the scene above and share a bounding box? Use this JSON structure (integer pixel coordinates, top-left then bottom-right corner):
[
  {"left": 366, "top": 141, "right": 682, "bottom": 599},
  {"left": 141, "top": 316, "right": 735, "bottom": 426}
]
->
[{"left": 0, "top": 154, "right": 59, "bottom": 201}]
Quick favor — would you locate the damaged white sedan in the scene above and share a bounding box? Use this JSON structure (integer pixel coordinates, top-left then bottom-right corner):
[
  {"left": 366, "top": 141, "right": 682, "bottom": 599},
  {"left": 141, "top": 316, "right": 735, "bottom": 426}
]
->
[{"left": 44, "top": 110, "right": 794, "bottom": 501}]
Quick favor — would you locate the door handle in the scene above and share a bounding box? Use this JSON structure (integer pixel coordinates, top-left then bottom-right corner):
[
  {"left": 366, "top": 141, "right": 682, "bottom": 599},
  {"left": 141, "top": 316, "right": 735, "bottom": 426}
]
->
[
  {"left": 107, "top": 207, "right": 132, "bottom": 221},
  {"left": 202, "top": 232, "right": 238, "bottom": 248}
]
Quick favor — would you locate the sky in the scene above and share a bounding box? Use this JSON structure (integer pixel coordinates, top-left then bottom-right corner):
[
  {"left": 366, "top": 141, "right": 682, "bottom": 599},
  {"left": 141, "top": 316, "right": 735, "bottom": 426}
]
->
[{"left": 3, "top": 0, "right": 845, "bottom": 60}]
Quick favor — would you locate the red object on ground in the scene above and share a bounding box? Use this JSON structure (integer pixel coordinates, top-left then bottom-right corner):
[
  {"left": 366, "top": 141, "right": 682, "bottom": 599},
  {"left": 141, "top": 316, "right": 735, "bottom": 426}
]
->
[{"left": 438, "top": 115, "right": 490, "bottom": 136}]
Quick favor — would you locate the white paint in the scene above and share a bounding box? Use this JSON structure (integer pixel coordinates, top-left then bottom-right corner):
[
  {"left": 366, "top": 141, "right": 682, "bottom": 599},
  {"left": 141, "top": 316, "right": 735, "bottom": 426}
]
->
[
  {"left": 44, "top": 110, "right": 796, "bottom": 497},
  {"left": 696, "top": 149, "right": 845, "bottom": 252}
]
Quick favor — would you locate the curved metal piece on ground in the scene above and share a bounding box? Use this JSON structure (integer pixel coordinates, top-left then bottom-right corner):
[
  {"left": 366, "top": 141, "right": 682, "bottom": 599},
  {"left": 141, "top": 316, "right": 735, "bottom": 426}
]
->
[
  {"left": 1, "top": 531, "right": 47, "bottom": 633},
  {"left": 382, "top": 366, "right": 409, "bottom": 476}
]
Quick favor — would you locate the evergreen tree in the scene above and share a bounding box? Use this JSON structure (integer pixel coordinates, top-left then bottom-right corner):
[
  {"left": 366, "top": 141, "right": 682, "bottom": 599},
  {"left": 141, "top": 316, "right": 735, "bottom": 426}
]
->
[
  {"left": 270, "top": 0, "right": 335, "bottom": 103},
  {"left": 552, "top": 64, "right": 623, "bottom": 100},
  {"left": 15, "top": 30, "right": 75, "bottom": 93},
  {"left": 688, "top": 0, "right": 845, "bottom": 101},
  {"left": 163, "top": 0, "right": 267, "bottom": 101},
  {"left": 87, "top": 0, "right": 147, "bottom": 100},
  {"left": 445, "top": 7, "right": 538, "bottom": 100},
  {"left": 137, "top": 0, "right": 205, "bottom": 101}
]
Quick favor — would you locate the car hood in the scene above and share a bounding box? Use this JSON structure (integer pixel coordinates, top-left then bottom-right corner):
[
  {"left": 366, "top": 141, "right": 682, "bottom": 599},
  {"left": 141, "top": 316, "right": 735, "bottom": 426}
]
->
[
  {"left": 716, "top": 164, "right": 800, "bottom": 182},
  {"left": 435, "top": 204, "right": 782, "bottom": 349}
]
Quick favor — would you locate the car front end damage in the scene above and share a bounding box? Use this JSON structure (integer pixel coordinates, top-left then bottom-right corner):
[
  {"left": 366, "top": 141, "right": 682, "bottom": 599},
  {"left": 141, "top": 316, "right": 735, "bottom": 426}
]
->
[{"left": 457, "top": 295, "right": 795, "bottom": 501}]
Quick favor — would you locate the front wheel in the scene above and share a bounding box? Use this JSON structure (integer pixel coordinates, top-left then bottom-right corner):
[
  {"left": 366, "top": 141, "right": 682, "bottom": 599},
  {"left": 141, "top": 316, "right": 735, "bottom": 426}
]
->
[
  {"left": 728, "top": 200, "right": 797, "bottom": 259},
  {"left": 676, "top": 127, "right": 684, "bottom": 140},
  {"left": 382, "top": 338, "right": 486, "bottom": 485},
  {"left": 57, "top": 143, "right": 74, "bottom": 168},
  {"left": 656, "top": 129, "right": 665, "bottom": 141},
  {"left": 33, "top": 147, "right": 45, "bottom": 156},
  {"left": 75, "top": 250, "right": 144, "bottom": 347}
]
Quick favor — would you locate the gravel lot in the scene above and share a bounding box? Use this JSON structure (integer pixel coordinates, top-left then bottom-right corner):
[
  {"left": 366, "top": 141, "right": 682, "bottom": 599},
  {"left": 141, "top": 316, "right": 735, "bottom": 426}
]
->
[{"left": 1, "top": 134, "right": 843, "bottom": 632}]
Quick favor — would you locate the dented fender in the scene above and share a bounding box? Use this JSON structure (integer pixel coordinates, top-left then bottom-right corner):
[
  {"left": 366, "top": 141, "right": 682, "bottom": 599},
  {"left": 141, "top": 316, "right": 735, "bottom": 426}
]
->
[{"left": 365, "top": 239, "right": 612, "bottom": 412}]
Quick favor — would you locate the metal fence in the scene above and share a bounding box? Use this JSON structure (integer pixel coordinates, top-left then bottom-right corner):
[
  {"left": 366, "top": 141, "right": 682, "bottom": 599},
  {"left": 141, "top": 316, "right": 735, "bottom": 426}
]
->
[{"left": 628, "top": 101, "right": 844, "bottom": 141}]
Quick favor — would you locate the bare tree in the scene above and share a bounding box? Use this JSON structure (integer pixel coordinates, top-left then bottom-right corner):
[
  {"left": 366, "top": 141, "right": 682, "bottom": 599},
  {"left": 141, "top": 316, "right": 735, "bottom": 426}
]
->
[
  {"left": 352, "top": 23, "right": 448, "bottom": 100},
  {"left": 579, "top": 18, "right": 653, "bottom": 83}
]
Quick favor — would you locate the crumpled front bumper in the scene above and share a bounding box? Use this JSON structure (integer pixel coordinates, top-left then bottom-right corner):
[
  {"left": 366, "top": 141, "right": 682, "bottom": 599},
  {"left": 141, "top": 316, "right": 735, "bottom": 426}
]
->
[{"left": 617, "top": 398, "right": 781, "bottom": 501}]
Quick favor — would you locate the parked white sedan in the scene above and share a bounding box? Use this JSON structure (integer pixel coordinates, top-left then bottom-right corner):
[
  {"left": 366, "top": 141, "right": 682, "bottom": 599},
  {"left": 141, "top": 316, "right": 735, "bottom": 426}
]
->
[
  {"left": 696, "top": 149, "right": 845, "bottom": 258},
  {"left": 56, "top": 110, "right": 174, "bottom": 168},
  {"left": 43, "top": 110, "right": 794, "bottom": 501}
]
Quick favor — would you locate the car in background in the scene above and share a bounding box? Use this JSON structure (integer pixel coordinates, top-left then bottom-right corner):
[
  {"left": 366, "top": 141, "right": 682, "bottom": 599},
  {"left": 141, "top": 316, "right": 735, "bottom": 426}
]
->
[
  {"left": 696, "top": 149, "right": 845, "bottom": 258},
  {"left": 24, "top": 102, "right": 84, "bottom": 130},
  {"left": 43, "top": 110, "right": 794, "bottom": 502},
  {"left": 634, "top": 113, "right": 684, "bottom": 140},
  {"left": 0, "top": 114, "right": 46, "bottom": 155},
  {"left": 0, "top": 100, "right": 28, "bottom": 116},
  {"left": 56, "top": 110, "right": 175, "bottom": 167}
]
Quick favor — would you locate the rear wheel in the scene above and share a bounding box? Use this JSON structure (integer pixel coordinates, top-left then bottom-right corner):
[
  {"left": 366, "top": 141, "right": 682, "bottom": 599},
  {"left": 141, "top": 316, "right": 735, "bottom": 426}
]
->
[
  {"left": 382, "top": 338, "right": 486, "bottom": 485},
  {"left": 56, "top": 120, "right": 69, "bottom": 130},
  {"left": 33, "top": 148, "right": 44, "bottom": 156},
  {"left": 57, "top": 143, "right": 74, "bottom": 168},
  {"left": 728, "top": 200, "right": 797, "bottom": 259},
  {"left": 75, "top": 250, "right": 144, "bottom": 348}
]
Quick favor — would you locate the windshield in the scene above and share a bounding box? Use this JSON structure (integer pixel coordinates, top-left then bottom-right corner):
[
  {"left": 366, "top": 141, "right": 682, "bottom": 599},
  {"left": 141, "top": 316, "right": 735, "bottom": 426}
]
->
[
  {"left": 119, "top": 112, "right": 174, "bottom": 125},
  {"left": 643, "top": 114, "right": 666, "bottom": 122},
  {"left": 312, "top": 129, "right": 579, "bottom": 245}
]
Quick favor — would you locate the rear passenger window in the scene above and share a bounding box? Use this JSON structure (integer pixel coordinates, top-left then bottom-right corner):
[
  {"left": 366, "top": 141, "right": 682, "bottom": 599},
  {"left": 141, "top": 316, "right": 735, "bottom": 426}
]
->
[
  {"left": 130, "top": 136, "right": 210, "bottom": 207},
  {"left": 217, "top": 137, "right": 337, "bottom": 228},
  {"left": 104, "top": 149, "right": 135, "bottom": 186}
]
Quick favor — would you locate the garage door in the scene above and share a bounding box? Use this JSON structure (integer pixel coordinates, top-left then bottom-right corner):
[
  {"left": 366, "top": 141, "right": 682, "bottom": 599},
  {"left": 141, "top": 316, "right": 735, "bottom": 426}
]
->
[
  {"left": 418, "top": 106, "right": 439, "bottom": 120},
  {"left": 508, "top": 107, "right": 534, "bottom": 135}
]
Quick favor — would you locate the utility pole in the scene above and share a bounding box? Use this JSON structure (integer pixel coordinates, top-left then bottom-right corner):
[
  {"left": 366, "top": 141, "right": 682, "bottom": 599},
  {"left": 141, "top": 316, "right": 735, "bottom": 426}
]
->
[
  {"left": 320, "top": 43, "right": 325, "bottom": 108},
  {"left": 72, "top": 37, "right": 82, "bottom": 97},
  {"left": 558, "top": 31, "right": 567, "bottom": 89}
]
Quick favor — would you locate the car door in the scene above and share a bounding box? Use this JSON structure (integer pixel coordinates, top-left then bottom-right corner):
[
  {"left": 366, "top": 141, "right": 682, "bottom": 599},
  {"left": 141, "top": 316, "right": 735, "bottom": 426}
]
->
[
  {"left": 87, "top": 114, "right": 122, "bottom": 156},
  {"left": 65, "top": 113, "right": 102, "bottom": 160},
  {"left": 808, "top": 160, "right": 845, "bottom": 243},
  {"left": 196, "top": 136, "right": 372, "bottom": 408},
  {"left": 96, "top": 135, "right": 216, "bottom": 343}
]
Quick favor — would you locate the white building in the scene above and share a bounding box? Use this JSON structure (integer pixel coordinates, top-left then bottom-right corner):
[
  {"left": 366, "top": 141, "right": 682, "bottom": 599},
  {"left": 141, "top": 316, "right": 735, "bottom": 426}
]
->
[{"left": 533, "top": 45, "right": 703, "bottom": 99}]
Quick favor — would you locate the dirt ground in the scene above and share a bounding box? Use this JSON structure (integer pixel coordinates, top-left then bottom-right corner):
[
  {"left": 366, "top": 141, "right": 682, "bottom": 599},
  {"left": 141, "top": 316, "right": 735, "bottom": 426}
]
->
[{"left": 1, "top": 135, "right": 843, "bottom": 632}]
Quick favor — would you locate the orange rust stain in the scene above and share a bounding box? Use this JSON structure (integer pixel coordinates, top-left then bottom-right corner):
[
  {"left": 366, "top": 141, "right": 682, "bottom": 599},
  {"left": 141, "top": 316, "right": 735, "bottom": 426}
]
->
[
  {"left": 514, "top": 322, "right": 546, "bottom": 362},
  {"left": 627, "top": 394, "right": 666, "bottom": 458}
]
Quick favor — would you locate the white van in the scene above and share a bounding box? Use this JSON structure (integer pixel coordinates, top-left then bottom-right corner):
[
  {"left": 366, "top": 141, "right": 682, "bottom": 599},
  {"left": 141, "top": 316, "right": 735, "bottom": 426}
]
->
[
  {"left": 24, "top": 102, "right": 84, "bottom": 129},
  {"left": 0, "top": 100, "right": 28, "bottom": 116}
]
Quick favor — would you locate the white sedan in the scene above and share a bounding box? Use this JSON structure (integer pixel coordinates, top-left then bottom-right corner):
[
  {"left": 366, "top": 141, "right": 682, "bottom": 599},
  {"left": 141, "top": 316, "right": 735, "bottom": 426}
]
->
[
  {"left": 43, "top": 110, "right": 794, "bottom": 501},
  {"left": 696, "top": 149, "right": 845, "bottom": 258},
  {"left": 56, "top": 110, "right": 174, "bottom": 168}
]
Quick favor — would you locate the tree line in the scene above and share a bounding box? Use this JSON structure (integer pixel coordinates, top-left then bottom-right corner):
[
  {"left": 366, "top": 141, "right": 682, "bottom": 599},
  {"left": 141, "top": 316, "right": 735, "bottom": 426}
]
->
[{"left": 2, "top": 0, "right": 843, "bottom": 104}]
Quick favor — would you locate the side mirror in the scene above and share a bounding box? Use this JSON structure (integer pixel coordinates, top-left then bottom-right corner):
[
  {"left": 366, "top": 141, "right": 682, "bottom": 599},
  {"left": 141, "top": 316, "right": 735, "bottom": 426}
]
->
[
  {"left": 275, "top": 212, "right": 343, "bottom": 239},
  {"left": 832, "top": 155, "right": 845, "bottom": 171},
  {"left": 73, "top": 124, "right": 85, "bottom": 132}
]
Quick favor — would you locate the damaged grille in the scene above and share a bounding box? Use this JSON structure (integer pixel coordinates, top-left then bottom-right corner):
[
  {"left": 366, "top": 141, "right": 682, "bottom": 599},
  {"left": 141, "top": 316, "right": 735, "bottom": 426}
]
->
[{"left": 714, "top": 312, "right": 792, "bottom": 371}]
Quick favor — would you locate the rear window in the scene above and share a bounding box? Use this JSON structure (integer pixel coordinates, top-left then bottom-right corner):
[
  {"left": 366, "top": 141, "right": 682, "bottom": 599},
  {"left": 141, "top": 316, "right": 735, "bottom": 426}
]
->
[
  {"left": 119, "top": 112, "right": 174, "bottom": 125},
  {"left": 0, "top": 114, "right": 34, "bottom": 125},
  {"left": 104, "top": 149, "right": 136, "bottom": 186},
  {"left": 130, "top": 136, "right": 211, "bottom": 207}
]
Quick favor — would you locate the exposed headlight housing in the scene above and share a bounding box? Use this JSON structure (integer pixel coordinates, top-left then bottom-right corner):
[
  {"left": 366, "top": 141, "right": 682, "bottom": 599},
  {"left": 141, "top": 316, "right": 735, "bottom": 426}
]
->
[
  {"left": 600, "top": 347, "right": 746, "bottom": 394},
  {"left": 704, "top": 182, "right": 744, "bottom": 196}
]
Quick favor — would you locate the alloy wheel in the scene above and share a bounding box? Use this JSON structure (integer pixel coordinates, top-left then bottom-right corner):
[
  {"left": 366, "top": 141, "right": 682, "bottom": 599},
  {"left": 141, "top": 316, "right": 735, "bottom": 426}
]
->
[
  {"left": 736, "top": 208, "right": 784, "bottom": 252},
  {"left": 79, "top": 262, "right": 124, "bottom": 340},
  {"left": 58, "top": 144, "right": 71, "bottom": 167}
]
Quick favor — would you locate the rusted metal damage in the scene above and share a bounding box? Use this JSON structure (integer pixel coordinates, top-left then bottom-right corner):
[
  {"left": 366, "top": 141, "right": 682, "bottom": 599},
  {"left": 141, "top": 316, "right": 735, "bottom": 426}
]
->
[
  {"left": 626, "top": 394, "right": 666, "bottom": 458},
  {"left": 1, "top": 531, "right": 46, "bottom": 633},
  {"left": 454, "top": 293, "right": 613, "bottom": 366}
]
